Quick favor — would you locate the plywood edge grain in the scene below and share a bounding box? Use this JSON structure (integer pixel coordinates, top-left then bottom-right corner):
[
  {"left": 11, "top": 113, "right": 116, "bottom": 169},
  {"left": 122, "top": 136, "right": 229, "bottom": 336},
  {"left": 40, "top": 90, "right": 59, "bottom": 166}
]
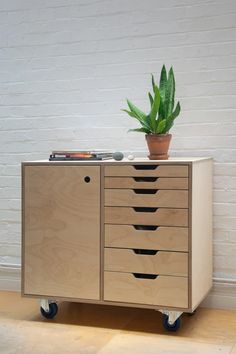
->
[
  {"left": 100, "top": 165, "right": 105, "bottom": 301},
  {"left": 21, "top": 163, "right": 25, "bottom": 296}
]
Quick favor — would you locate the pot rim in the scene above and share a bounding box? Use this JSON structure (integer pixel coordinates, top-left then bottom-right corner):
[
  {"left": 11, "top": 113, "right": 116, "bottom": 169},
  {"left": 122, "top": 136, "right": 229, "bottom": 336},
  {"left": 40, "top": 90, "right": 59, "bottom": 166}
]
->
[
  {"left": 145, "top": 133, "right": 172, "bottom": 138},
  {"left": 145, "top": 133, "right": 172, "bottom": 139}
]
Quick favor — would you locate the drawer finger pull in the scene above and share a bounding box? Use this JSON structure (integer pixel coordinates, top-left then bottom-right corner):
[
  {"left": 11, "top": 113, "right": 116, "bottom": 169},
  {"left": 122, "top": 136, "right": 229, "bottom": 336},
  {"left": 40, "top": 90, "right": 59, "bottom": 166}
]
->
[
  {"left": 133, "top": 225, "right": 158, "bottom": 230},
  {"left": 133, "top": 177, "right": 158, "bottom": 182},
  {"left": 133, "top": 273, "right": 158, "bottom": 279},
  {"left": 133, "top": 189, "right": 158, "bottom": 194},
  {"left": 133, "top": 207, "right": 158, "bottom": 213},
  {"left": 133, "top": 249, "right": 158, "bottom": 255},
  {"left": 84, "top": 176, "right": 91, "bottom": 183},
  {"left": 133, "top": 165, "right": 158, "bottom": 170}
]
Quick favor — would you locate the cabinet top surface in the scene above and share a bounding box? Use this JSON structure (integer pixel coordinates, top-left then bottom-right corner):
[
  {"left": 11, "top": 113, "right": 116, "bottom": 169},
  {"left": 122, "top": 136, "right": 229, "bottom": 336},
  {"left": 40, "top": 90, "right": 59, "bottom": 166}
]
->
[{"left": 22, "top": 157, "right": 212, "bottom": 165}]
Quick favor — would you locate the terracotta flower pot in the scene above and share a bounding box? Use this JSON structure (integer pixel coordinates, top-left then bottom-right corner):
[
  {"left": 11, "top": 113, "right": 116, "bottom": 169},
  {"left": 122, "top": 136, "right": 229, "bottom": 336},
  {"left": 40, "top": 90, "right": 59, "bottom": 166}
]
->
[{"left": 145, "top": 134, "right": 172, "bottom": 160}]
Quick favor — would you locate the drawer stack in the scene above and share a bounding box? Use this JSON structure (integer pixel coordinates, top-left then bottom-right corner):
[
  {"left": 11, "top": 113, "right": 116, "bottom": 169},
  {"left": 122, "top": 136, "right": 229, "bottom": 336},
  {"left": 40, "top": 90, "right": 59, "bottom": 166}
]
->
[{"left": 103, "top": 164, "right": 189, "bottom": 308}]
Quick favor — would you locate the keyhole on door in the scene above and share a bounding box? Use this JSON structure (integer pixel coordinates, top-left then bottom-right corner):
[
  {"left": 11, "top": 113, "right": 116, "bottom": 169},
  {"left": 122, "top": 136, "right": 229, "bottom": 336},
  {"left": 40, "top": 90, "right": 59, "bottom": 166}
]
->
[{"left": 84, "top": 176, "right": 91, "bottom": 183}]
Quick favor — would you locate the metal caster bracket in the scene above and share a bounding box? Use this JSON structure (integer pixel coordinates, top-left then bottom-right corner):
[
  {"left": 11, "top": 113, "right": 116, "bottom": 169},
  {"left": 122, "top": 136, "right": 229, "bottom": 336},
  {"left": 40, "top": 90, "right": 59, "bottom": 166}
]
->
[
  {"left": 158, "top": 310, "right": 183, "bottom": 325},
  {"left": 40, "top": 299, "right": 57, "bottom": 313}
]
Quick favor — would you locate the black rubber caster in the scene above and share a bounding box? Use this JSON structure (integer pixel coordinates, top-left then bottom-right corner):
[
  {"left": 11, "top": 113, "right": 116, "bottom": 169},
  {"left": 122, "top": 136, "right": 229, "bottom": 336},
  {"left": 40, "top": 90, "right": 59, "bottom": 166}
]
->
[
  {"left": 40, "top": 302, "right": 58, "bottom": 319},
  {"left": 162, "top": 314, "right": 181, "bottom": 332}
]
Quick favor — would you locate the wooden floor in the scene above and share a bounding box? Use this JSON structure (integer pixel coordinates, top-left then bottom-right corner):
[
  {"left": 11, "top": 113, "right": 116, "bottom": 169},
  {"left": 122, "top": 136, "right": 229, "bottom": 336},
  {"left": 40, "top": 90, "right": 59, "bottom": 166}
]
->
[{"left": 0, "top": 291, "right": 236, "bottom": 353}]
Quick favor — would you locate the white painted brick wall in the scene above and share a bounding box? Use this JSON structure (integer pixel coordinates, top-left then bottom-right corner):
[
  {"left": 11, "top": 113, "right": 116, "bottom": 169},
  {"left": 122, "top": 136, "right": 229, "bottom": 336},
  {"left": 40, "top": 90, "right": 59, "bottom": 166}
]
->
[{"left": 0, "top": 0, "right": 236, "bottom": 282}]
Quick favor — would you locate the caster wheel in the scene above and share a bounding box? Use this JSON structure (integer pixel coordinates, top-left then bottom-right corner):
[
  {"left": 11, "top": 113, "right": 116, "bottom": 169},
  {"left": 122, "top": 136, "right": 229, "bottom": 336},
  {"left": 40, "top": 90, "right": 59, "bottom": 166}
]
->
[
  {"left": 162, "top": 314, "right": 181, "bottom": 332},
  {"left": 40, "top": 302, "right": 58, "bottom": 319}
]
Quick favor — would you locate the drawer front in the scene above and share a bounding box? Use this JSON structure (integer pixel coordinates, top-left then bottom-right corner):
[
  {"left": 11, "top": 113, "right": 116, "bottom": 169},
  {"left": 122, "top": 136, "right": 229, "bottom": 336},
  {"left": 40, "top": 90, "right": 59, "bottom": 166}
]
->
[
  {"left": 105, "top": 177, "right": 189, "bottom": 190},
  {"left": 104, "top": 271, "right": 188, "bottom": 308},
  {"left": 105, "top": 225, "right": 188, "bottom": 252},
  {"left": 105, "top": 207, "right": 188, "bottom": 227},
  {"left": 104, "top": 165, "right": 188, "bottom": 177},
  {"left": 105, "top": 189, "right": 188, "bottom": 208},
  {"left": 104, "top": 248, "right": 188, "bottom": 276}
]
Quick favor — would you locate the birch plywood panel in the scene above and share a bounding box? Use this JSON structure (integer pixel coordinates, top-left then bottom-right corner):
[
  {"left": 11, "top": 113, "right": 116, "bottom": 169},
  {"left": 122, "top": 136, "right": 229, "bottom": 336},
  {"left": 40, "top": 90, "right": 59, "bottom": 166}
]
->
[
  {"left": 105, "top": 224, "right": 189, "bottom": 252},
  {"left": 105, "top": 207, "right": 188, "bottom": 227},
  {"left": 191, "top": 160, "right": 213, "bottom": 309},
  {"left": 104, "top": 165, "right": 188, "bottom": 177},
  {"left": 105, "top": 189, "right": 188, "bottom": 208},
  {"left": 23, "top": 165, "right": 100, "bottom": 300},
  {"left": 104, "top": 248, "right": 188, "bottom": 276},
  {"left": 104, "top": 272, "right": 188, "bottom": 308},
  {"left": 105, "top": 177, "right": 189, "bottom": 189}
]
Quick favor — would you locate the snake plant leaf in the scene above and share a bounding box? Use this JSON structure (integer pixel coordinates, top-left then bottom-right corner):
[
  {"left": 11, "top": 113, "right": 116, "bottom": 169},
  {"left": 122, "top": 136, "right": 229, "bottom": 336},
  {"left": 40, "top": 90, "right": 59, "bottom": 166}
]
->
[
  {"left": 128, "top": 127, "right": 150, "bottom": 133},
  {"left": 171, "top": 101, "right": 180, "bottom": 120},
  {"left": 156, "top": 118, "right": 166, "bottom": 134},
  {"left": 121, "top": 109, "right": 139, "bottom": 118},
  {"left": 122, "top": 109, "right": 151, "bottom": 131},
  {"left": 145, "top": 114, "right": 154, "bottom": 133},
  {"left": 127, "top": 99, "right": 146, "bottom": 120},
  {"left": 148, "top": 92, "right": 154, "bottom": 107},
  {"left": 159, "top": 65, "right": 168, "bottom": 118},
  {"left": 149, "top": 85, "right": 160, "bottom": 132},
  {"left": 151, "top": 74, "right": 156, "bottom": 93},
  {"left": 165, "top": 102, "right": 180, "bottom": 132},
  {"left": 165, "top": 67, "right": 175, "bottom": 118},
  {"left": 124, "top": 100, "right": 152, "bottom": 130},
  {"left": 159, "top": 65, "right": 167, "bottom": 92},
  {"left": 163, "top": 121, "right": 173, "bottom": 133}
]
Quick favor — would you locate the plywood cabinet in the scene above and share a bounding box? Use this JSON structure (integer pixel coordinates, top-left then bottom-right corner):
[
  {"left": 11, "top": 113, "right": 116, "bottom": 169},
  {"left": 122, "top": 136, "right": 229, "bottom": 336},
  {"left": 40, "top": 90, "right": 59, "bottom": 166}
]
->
[{"left": 22, "top": 158, "right": 212, "bottom": 320}]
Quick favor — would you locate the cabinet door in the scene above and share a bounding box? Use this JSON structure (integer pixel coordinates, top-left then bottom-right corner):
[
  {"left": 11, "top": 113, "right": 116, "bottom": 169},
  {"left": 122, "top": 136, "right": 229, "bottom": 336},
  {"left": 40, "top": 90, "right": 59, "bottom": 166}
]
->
[{"left": 23, "top": 165, "right": 100, "bottom": 300}]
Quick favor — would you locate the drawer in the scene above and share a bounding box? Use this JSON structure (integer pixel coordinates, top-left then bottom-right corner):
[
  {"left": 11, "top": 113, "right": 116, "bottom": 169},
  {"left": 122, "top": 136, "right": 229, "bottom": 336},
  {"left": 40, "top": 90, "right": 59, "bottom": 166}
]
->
[
  {"left": 104, "top": 248, "right": 188, "bottom": 276},
  {"left": 104, "top": 271, "right": 188, "bottom": 308},
  {"left": 105, "top": 189, "right": 188, "bottom": 208},
  {"left": 105, "top": 224, "right": 189, "bottom": 252},
  {"left": 104, "top": 165, "right": 188, "bottom": 177},
  {"left": 105, "top": 207, "right": 188, "bottom": 227},
  {"left": 105, "top": 177, "right": 189, "bottom": 190}
]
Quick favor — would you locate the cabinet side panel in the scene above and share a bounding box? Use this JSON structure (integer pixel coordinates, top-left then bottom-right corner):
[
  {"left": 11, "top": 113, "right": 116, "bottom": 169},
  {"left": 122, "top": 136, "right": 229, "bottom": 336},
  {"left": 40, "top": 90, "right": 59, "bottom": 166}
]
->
[
  {"left": 23, "top": 165, "right": 100, "bottom": 300},
  {"left": 191, "top": 160, "right": 213, "bottom": 309}
]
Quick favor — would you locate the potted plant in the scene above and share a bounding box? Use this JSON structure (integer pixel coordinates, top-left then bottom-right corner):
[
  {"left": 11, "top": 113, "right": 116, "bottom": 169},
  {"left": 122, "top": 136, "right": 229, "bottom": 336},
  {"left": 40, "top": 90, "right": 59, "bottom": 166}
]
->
[{"left": 122, "top": 65, "right": 181, "bottom": 159}]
